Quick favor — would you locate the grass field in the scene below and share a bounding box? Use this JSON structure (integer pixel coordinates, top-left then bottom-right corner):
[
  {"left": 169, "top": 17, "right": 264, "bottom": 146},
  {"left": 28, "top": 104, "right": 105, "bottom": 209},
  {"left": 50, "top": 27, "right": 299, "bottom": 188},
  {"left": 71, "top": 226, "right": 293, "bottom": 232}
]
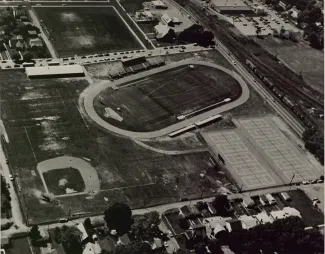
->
[
  {"left": 6, "top": 237, "right": 33, "bottom": 254},
  {"left": 94, "top": 64, "right": 242, "bottom": 132},
  {"left": 0, "top": 70, "right": 235, "bottom": 224},
  {"left": 256, "top": 37, "right": 324, "bottom": 96},
  {"left": 33, "top": 7, "right": 142, "bottom": 57},
  {"left": 43, "top": 168, "right": 85, "bottom": 195}
]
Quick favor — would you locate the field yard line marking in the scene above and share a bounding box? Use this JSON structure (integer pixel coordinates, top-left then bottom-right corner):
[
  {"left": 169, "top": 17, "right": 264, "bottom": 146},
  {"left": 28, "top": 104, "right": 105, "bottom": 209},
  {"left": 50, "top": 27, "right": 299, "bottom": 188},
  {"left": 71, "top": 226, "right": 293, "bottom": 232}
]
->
[
  {"left": 111, "top": 6, "right": 147, "bottom": 50},
  {"left": 24, "top": 127, "right": 37, "bottom": 164},
  {"left": 101, "top": 182, "right": 155, "bottom": 192}
]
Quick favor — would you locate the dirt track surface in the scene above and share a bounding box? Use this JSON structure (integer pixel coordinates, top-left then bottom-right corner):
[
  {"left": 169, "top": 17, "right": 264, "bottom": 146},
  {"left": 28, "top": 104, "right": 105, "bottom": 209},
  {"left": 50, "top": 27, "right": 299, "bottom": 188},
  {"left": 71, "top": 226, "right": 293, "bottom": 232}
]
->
[
  {"left": 37, "top": 156, "right": 100, "bottom": 195},
  {"left": 83, "top": 60, "right": 250, "bottom": 139}
]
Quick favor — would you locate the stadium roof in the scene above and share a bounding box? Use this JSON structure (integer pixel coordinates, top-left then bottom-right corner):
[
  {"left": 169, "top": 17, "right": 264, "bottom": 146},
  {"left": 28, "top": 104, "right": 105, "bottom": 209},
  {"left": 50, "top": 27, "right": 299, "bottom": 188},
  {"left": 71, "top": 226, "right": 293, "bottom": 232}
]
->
[{"left": 25, "top": 65, "right": 84, "bottom": 77}]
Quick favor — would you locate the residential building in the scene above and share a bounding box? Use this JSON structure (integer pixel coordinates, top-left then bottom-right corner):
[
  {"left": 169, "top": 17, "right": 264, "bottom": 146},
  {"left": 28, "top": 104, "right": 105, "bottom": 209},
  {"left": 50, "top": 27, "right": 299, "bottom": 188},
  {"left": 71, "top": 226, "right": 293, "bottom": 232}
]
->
[
  {"left": 259, "top": 195, "right": 268, "bottom": 206},
  {"left": 179, "top": 205, "right": 200, "bottom": 218},
  {"left": 20, "top": 16, "right": 29, "bottom": 22},
  {"left": 154, "top": 24, "right": 174, "bottom": 40},
  {"left": 117, "top": 234, "right": 130, "bottom": 245},
  {"left": 151, "top": 0, "right": 168, "bottom": 9},
  {"left": 161, "top": 13, "right": 173, "bottom": 26},
  {"left": 1, "top": 237, "right": 9, "bottom": 248},
  {"left": 207, "top": 203, "right": 217, "bottom": 215},
  {"left": 28, "top": 30, "right": 38, "bottom": 38},
  {"left": 290, "top": 7, "right": 299, "bottom": 19},
  {"left": 213, "top": 223, "right": 227, "bottom": 238},
  {"left": 238, "top": 215, "right": 258, "bottom": 229},
  {"left": 265, "top": 194, "right": 276, "bottom": 204},
  {"left": 242, "top": 196, "right": 255, "bottom": 208},
  {"left": 282, "top": 207, "right": 301, "bottom": 218},
  {"left": 279, "top": 1, "right": 287, "bottom": 9},
  {"left": 29, "top": 38, "right": 43, "bottom": 47},
  {"left": 280, "top": 192, "right": 291, "bottom": 201},
  {"left": 148, "top": 238, "right": 163, "bottom": 250},
  {"left": 225, "top": 219, "right": 243, "bottom": 232},
  {"left": 255, "top": 212, "right": 273, "bottom": 224},
  {"left": 13, "top": 8, "right": 26, "bottom": 18}
]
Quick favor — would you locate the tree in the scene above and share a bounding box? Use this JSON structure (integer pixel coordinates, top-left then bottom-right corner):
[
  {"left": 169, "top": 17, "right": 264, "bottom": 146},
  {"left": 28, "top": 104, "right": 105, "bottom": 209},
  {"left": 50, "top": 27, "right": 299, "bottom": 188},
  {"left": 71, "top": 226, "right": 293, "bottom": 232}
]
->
[
  {"left": 104, "top": 202, "right": 133, "bottom": 235},
  {"left": 61, "top": 226, "right": 83, "bottom": 254},
  {"left": 193, "top": 242, "right": 206, "bottom": 254},
  {"left": 29, "top": 225, "right": 42, "bottom": 241},
  {"left": 212, "top": 195, "right": 231, "bottom": 216},
  {"left": 113, "top": 241, "right": 152, "bottom": 254},
  {"left": 131, "top": 211, "right": 161, "bottom": 240},
  {"left": 178, "top": 217, "right": 190, "bottom": 230},
  {"left": 53, "top": 227, "right": 61, "bottom": 243},
  {"left": 309, "top": 32, "right": 322, "bottom": 49},
  {"left": 207, "top": 239, "right": 223, "bottom": 254},
  {"left": 23, "top": 52, "right": 33, "bottom": 62},
  {"left": 12, "top": 52, "right": 21, "bottom": 62},
  {"left": 84, "top": 217, "right": 94, "bottom": 235},
  {"left": 255, "top": 27, "right": 262, "bottom": 37}
]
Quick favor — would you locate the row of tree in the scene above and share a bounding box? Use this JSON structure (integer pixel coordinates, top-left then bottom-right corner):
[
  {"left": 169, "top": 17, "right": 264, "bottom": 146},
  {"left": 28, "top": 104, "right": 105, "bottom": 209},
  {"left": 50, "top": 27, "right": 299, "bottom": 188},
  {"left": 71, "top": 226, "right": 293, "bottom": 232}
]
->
[
  {"left": 303, "top": 128, "right": 324, "bottom": 165},
  {"left": 1, "top": 175, "right": 11, "bottom": 218},
  {"left": 159, "top": 24, "right": 215, "bottom": 47}
]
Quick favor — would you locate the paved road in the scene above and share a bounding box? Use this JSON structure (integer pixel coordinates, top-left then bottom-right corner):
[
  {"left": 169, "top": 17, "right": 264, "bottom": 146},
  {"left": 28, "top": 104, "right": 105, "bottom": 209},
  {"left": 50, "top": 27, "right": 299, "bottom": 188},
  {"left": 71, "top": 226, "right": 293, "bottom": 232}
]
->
[
  {"left": 0, "top": 143, "right": 28, "bottom": 233},
  {"left": 83, "top": 60, "right": 250, "bottom": 139},
  {"left": 173, "top": 0, "right": 305, "bottom": 138}
]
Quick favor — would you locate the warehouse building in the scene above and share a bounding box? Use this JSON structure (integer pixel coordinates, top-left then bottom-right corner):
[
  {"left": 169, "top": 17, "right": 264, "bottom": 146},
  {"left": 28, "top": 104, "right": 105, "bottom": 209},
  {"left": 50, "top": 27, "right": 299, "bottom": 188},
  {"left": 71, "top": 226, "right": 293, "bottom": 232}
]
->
[
  {"left": 25, "top": 65, "right": 84, "bottom": 79},
  {"left": 215, "top": 6, "right": 254, "bottom": 14}
]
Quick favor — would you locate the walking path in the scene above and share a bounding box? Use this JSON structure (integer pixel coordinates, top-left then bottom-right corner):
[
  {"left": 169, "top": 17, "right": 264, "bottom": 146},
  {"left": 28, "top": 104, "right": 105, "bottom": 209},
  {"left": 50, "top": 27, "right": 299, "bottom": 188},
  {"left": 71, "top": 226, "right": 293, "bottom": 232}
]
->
[{"left": 83, "top": 60, "right": 250, "bottom": 139}]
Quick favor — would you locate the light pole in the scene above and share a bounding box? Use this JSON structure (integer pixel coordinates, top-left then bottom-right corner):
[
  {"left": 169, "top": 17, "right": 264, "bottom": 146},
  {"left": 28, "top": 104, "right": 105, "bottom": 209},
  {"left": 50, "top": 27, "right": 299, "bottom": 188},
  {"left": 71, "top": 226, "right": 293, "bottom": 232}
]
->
[{"left": 288, "top": 174, "right": 295, "bottom": 192}]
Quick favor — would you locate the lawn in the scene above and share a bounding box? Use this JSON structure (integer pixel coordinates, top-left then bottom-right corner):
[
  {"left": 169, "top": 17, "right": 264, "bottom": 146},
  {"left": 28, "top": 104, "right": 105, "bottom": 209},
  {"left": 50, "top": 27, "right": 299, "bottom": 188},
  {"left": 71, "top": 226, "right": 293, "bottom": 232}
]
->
[
  {"left": 94, "top": 64, "right": 242, "bottom": 132},
  {"left": 33, "top": 7, "right": 142, "bottom": 57},
  {"left": 6, "top": 237, "right": 33, "bottom": 254},
  {"left": 120, "top": 0, "right": 147, "bottom": 13},
  {"left": 43, "top": 167, "right": 85, "bottom": 195},
  {"left": 0, "top": 70, "right": 235, "bottom": 225}
]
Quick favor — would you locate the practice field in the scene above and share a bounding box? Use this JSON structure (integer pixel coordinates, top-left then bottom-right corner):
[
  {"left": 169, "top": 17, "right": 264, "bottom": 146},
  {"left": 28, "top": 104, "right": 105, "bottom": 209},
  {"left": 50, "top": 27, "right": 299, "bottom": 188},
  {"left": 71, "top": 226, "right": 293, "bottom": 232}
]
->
[
  {"left": 33, "top": 7, "right": 142, "bottom": 57},
  {"left": 202, "top": 116, "right": 322, "bottom": 191},
  {"left": 95, "top": 64, "right": 242, "bottom": 132},
  {"left": 0, "top": 70, "right": 236, "bottom": 224}
]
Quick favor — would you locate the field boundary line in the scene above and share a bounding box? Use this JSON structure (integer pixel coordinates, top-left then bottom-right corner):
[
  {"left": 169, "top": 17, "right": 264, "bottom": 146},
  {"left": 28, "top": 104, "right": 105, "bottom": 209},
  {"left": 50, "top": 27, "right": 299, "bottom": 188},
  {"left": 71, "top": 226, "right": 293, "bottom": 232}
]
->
[
  {"left": 116, "top": 0, "right": 156, "bottom": 49},
  {"left": 111, "top": 6, "right": 147, "bottom": 50},
  {"left": 24, "top": 127, "right": 37, "bottom": 164}
]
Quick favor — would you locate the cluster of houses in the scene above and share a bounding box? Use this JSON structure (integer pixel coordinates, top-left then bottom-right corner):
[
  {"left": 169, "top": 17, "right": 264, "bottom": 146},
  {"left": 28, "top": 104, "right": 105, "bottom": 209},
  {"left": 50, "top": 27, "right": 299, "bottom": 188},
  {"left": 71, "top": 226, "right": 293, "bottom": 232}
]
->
[
  {"left": 0, "top": 7, "right": 43, "bottom": 53},
  {"left": 162, "top": 192, "right": 302, "bottom": 251}
]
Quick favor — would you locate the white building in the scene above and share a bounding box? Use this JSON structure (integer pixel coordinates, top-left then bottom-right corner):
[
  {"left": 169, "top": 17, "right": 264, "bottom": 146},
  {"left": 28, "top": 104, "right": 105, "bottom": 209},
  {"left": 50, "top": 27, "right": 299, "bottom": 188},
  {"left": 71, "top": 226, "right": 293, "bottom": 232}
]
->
[
  {"left": 154, "top": 24, "right": 173, "bottom": 39},
  {"left": 161, "top": 13, "right": 173, "bottom": 26},
  {"left": 151, "top": 0, "right": 168, "bottom": 9}
]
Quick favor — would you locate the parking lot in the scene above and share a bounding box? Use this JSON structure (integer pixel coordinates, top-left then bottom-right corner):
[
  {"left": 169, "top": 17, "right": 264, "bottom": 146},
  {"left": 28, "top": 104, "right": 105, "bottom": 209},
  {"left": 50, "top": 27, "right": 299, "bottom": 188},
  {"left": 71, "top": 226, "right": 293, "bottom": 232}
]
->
[{"left": 208, "top": 0, "right": 299, "bottom": 36}]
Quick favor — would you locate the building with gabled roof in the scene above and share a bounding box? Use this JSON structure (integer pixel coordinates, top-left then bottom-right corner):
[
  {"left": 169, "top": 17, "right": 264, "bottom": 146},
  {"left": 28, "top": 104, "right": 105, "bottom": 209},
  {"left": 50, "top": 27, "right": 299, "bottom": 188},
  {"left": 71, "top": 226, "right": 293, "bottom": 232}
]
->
[
  {"left": 225, "top": 219, "right": 243, "bottom": 232},
  {"left": 29, "top": 37, "right": 43, "bottom": 47}
]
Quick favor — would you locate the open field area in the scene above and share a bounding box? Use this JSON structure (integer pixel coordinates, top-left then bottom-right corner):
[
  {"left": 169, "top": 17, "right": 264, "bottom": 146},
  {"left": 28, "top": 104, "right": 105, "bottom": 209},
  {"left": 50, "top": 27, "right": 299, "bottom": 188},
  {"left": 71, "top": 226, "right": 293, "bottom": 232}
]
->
[
  {"left": 6, "top": 237, "right": 33, "bottom": 254},
  {"left": 33, "top": 7, "right": 142, "bottom": 57},
  {"left": 94, "top": 64, "right": 242, "bottom": 132},
  {"left": 0, "top": 70, "right": 235, "bottom": 224},
  {"left": 257, "top": 37, "right": 324, "bottom": 95}
]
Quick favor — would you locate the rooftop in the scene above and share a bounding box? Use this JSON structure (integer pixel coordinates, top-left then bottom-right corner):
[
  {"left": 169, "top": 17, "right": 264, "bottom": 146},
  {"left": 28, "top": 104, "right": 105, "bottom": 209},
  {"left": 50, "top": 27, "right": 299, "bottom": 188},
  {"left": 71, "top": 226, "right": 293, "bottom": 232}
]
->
[{"left": 26, "top": 65, "right": 84, "bottom": 77}]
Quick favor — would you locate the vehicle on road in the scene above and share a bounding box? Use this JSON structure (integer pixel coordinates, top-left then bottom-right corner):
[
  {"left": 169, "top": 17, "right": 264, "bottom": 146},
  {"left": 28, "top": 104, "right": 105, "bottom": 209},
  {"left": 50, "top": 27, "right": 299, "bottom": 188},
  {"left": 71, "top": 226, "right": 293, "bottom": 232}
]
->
[
  {"left": 232, "top": 60, "right": 236, "bottom": 65},
  {"left": 9, "top": 174, "right": 13, "bottom": 181}
]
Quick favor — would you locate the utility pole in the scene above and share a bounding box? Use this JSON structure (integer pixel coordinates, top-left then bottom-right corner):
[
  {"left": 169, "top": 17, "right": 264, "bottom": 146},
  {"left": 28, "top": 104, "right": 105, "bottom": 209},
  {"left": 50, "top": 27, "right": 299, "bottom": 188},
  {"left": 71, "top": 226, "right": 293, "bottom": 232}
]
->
[{"left": 288, "top": 174, "right": 295, "bottom": 192}]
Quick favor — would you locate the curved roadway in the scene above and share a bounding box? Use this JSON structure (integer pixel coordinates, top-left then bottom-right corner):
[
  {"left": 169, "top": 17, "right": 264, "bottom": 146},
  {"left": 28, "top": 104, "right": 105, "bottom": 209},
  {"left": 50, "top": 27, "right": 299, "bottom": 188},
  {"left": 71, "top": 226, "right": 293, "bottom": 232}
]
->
[{"left": 83, "top": 60, "right": 250, "bottom": 139}]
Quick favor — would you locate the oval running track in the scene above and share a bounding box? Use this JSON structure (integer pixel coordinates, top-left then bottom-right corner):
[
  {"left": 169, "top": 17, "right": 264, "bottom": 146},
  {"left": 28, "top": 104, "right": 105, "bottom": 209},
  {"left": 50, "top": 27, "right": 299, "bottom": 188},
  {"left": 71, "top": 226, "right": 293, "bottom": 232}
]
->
[{"left": 83, "top": 60, "right": 250, "bottom": 139}]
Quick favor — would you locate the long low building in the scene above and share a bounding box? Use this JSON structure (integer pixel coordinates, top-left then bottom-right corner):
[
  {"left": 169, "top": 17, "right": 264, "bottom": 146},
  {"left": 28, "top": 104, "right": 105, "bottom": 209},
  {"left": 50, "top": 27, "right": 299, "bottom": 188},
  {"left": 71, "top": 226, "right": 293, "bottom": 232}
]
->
[
  {"left": 215, "top": 6, "right": 254, "bottom": 14},
  {"left": 25, "top": 65, "right": 84, "bottom": 79}
]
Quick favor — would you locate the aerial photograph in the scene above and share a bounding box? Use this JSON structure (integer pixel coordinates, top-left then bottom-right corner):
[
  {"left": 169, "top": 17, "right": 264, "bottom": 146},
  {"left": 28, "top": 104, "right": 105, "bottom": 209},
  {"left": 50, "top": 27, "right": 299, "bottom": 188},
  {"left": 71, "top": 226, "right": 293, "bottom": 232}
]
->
[{"left": 0, "top": 0, "right": 323, "bottom": 253}]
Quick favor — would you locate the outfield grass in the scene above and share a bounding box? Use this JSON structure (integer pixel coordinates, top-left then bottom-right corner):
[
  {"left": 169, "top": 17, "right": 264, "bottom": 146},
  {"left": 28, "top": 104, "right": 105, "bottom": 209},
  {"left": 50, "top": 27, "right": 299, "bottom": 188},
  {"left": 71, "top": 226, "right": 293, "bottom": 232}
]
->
[
  {"left": 33, "top": 7, "right": 142, "bottom": 57},
  {"left": 94, "top": 64, "right": 242, "bottom": 132},
  {"left": 43, "top": 168, "right": 85, "bottom": 195},
  {"left": 7, "top": 238, "right": 33, "bottom": 254},
  {"left": 0, "top": 70, "right": 235, "bottom": 224}
]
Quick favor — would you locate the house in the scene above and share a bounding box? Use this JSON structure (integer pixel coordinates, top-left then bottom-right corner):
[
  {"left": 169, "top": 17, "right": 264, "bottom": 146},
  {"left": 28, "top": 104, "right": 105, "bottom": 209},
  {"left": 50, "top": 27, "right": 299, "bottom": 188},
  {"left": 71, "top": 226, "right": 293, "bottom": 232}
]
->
[
  {"left": 98, "top": 237, "right": 117, "bottom": 253},
  {"left": 225, "top": 219, "right": 243, "bottom": 232},
  {"left": 213, "top": 223, "right": 226, "bottom": 237},
  {"left": 28, "top": 30, "right": 38, "bottom": 38},
  {"left": 179, "top": 205, "right": 199, "bottom": 218},
  {"left": 154, "top": 24, "right": 174, "bottom": 40},
  {"left": 172, "top": 17, "right": 182, "bottom": 25},
  {"left": 20, "top": 16, "right": 29, "bottom": 22},
  {"left": 29, "top": 38, "right": 43, "bottom": 47},
  {"left": 207, "top": 203, "right": 217, "bottom": 215},
  {"left": 282, "top": 207, "right": 301, "bottom": 218},
  {"left": 290, "top": 7, "right": 299, "bottom": 19},
  {"left": 242, "top": 196, "right": 255, "bottom": 208},
  {"left": 270, "top": 210, "right": 288, "bottom": 220},
  {"left": 280, "top": 192, "right": 291, "bottom": 201},
  {"left": 259, "top": 195, "right": 268, "bottom": 206},
  {"left": 148, "top": 238, "right": 163, "bottom": 250},
  {"left": 190, "top": 223, "right": 206, "bottom": 237},
  {"left": 12, "top": 35, "right": 23, "bottom": 41},
  {"left": 76, "top": 223, "right": 90, "bottom": 244},
  {"left": 15, "top": 40, "right": 24, "bottom": 50},
  {"left": 255, "top": 212, "right": 273, "bottom": 224},
  {"left": 265, "top": 194, "right": 276, "bottom": 204},
  {"left": 238, "top": 215, "right": 258, "bottom": 229},
  {"left": 183, "top": 230, "right": 194, "bottom": 241},
  {"left": 14, "top": 8, "right": 26, "bottom": 18},
  {"left": 278, "top": 1, "right": 287, "bottom": 9},
  {"left": 151, "top": 0, "right": 168, "bottom": 9},
  {"left": 161, "top": 13, "right": 173, "bottom": 26},
  {"left": 117, "top": 234, "right": 130, "bottom": 245}
]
